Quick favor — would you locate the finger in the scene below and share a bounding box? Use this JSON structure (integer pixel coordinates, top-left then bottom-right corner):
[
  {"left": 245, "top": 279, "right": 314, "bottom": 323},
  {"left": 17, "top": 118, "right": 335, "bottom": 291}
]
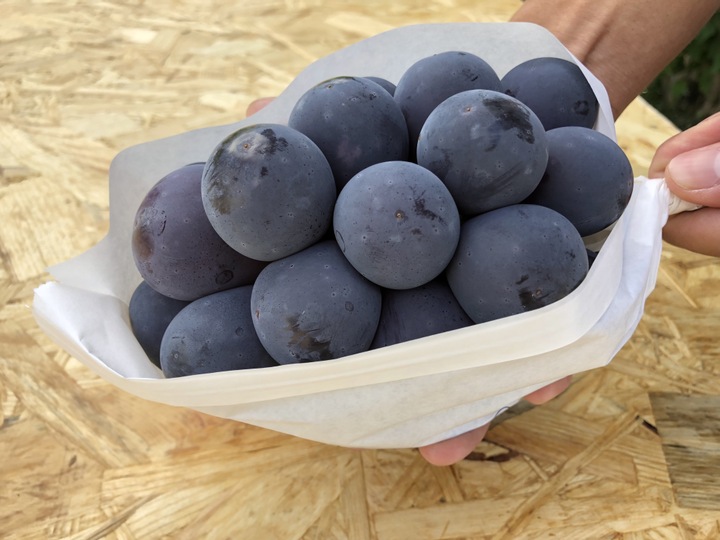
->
[
  {"left": 524, "top": 375, "right": 572, "bottom": 405},
  {"left": 663, "top": 207, "right": 720, "bottom": 257},
  {"left": 664, "top": 141, "right": 720, "bottom": 208},
  {"left": 418, "top": 376, "right": 573, "bottom": 467},
  {"left": 418, "top": 423, "right": 490, "bottom": 466},
  {"left": 246, "top": 97, "right": 275, "bottom": 117},
  {"left": 648, "top": 111, "right": 720, "bottom": 179}
]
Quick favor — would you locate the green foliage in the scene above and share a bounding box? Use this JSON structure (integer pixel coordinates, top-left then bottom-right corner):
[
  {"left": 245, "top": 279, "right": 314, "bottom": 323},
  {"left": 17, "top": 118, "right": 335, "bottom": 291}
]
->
[{"left": 644, "top": 12, "right": 720, "bottom": 130}]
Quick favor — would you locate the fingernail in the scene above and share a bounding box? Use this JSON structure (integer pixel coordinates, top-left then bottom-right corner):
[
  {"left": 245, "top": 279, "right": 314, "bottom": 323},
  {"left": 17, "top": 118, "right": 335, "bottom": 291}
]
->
[{"left": 667, "top": 146, "right": 720, "bottom": 190}]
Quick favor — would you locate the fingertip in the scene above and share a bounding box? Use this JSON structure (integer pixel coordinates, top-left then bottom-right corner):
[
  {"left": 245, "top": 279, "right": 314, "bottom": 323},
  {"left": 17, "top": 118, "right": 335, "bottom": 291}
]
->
[
  {"left": 418, "top": 424, "right": 490, "bottom": 466},
  {"left": 524, "top": 376, "right": 572, "bottom": 405},
  {"left": 246, "top": 97, "right": 275, "bottom": 117}
]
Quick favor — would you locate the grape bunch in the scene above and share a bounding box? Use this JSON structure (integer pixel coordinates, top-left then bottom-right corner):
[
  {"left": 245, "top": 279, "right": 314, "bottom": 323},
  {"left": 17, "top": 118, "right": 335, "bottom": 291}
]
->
[{"left": 128, "top": 51, "right": 634, "bottom": 378}]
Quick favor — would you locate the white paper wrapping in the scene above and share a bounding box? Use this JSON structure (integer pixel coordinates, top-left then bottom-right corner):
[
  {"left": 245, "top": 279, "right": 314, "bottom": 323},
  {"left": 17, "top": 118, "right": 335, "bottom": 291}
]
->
[{"left": 33, "top": 23, "right": 681, "bottom": 448}]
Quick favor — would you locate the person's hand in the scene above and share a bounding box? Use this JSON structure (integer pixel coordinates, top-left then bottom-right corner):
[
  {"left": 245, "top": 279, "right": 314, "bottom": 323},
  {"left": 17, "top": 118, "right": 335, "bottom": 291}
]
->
[
  {"left": 417, "top": 376, "right": 572, "bottom": 466},
  {"left": 246, "top": 97, "right": 573, "bottom": 466},
  {"left": 649, "top": 111, "right": 720, "bottom": 257},
  {"left": 246, "top": 98, "right": 275, "bottom": 117},
  {"left": 419, "top": 114, "right": 720, "bottom": 465}
]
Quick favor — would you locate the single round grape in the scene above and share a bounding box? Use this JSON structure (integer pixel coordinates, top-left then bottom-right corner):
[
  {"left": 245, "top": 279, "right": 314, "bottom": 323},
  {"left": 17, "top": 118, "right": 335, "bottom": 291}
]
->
[
  {"left": 288, "top": 76, "right": 409, "bottom": 190},
  {"left": 251, "top": 241, "right": 382, "bottom": 364},
  {"left": 394, "top": 51, "right": 502, "bottom": 156},
  {"left": 160, "top": 286, "right": 277, "bottom": 378},
  {"left": 371, "top": 278, "right": 473, "bottom": 349},
  {"left": 446, "top": 204, "right": 588, "bottom": 324},
  {"left": 131, "top": 163, "right": 266, "bottom": 301},
  {"left": 362, "top": 76, "right": 396, "bottom": 96},
  {"left": 333, "top": 161, "right": 461, "bottom": 290},
  {"left": 417, "top": 89, "right": 548, "bottom": 216},
  {"left": 202, "top": 123, "right": 336, "bottom": 262},
  {"left": 128, "top": 281, "right": 190, "bottom": 368},
  {"left": 502, "top": 57, "right": 599, "bottom": 130},
  {"left": 524, "top": 126, "right": 634, "bottom": 237}
]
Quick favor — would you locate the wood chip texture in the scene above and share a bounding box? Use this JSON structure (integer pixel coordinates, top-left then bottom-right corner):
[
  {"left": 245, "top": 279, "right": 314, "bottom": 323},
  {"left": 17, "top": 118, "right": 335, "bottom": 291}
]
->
[{"left": 1, "top": 1, "right": 719, "bottom": 539}]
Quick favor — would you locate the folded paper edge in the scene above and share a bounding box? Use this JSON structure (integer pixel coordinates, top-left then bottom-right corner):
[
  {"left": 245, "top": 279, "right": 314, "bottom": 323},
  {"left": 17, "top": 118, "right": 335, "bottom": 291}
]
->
[{"left": 30, "top": 24, "right": 669, "bottom": 424}]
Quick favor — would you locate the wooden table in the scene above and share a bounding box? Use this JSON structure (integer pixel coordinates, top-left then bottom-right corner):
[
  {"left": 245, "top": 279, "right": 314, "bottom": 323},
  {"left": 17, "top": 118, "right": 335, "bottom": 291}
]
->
[{"left": 2, "top": 1, "right": 719, "bottom": 538}]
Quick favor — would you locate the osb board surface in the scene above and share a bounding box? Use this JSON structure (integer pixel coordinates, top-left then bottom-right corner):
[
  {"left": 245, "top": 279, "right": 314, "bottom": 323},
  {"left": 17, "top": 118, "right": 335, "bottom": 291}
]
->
[
  {"left": 650, "top": 393, "right": 720, "bottom": 512},
  {"left": 1, "top": 1, "right": 719, "bottom": 539}
]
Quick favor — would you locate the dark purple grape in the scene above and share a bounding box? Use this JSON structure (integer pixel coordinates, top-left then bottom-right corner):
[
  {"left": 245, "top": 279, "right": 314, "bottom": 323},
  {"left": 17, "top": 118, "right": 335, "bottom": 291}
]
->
[
  {"left": 129, "top": 281, "right": 190, "bottom": 368},
  {"left": 502, "top": 57, "right": 599, "bottom": 130},
  {"left": 446, "top": 204, "right": 588, "bottom": 324},
  {"left": 363, "top": 76, "right": 396, "bottom": 96},
  {"left": 371, "top": 279, "right": 473, "bottom": 349},
  {"left": 131, "top": 163, "right": 266, "bottom": 301},
  {"left": 394, "top": 51, "right": 502, "bottom": 157},
  {"left": 201, "top": 123, "right": 336, "bottom": 262},
  {"left": 524, "top": 126, "right": 634, "bottom": 237},
  {"left": 417, "top": 90, "right": 548, "bottom": 216},
  {"left": 250, "top": 241, "right": 382, "bottom": 364},
  {"left": 288, "top": 76, "right": 409, "bottom": 190},
  {"left": 586, "top": 249, "right": 598, "bottom": 268},
  {"left": 160, "top": 286, "right": 277, "bottom": 378},
  {"left": 333, "top": 161, "right": 461, "bottom": 290}
]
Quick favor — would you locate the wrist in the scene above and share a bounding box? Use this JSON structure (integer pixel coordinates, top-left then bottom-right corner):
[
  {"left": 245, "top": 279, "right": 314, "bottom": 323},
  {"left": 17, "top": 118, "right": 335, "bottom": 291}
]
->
[
  {"left": 510, "top": 1, "right": 720, "bottom": 120},
  {"left": 510, "top": 0, "right": 630, "bottom": 117}
]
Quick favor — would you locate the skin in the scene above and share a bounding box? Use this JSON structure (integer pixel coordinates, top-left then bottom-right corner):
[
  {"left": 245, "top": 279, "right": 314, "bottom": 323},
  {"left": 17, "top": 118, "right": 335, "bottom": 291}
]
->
[
  {"left": 649, "top": 111, "right": 720, "bottom": 257},
  {"left": 246, "top": 98, "right": 274, "bottom": 116},
  {"left": 510, "top": 0, "right": 720, "bottom": 119},
  {"left": 419, "top": 1, "right": 720, "bottom": 466},
  {"left": 417, "top": 376, "right": 573, "bottom": 466},
  {"left": 246, "top": 2, "right": 719, "bottom": 464},
  {"left": 249, "top": 95, "right": 574, "bottom": 465}
]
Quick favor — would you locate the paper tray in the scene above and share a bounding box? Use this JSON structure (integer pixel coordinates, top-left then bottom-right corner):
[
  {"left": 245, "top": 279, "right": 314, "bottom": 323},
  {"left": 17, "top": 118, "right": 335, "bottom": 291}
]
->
[{"left": 33, "top": 23, "right": 674, "bottom": 448}]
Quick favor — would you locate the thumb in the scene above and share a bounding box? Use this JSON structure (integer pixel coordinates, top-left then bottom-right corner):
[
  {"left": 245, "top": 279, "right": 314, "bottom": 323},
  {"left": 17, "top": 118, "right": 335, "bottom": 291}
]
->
[{"left": 665, "top": 142, "right": 720, "bottom": 208}]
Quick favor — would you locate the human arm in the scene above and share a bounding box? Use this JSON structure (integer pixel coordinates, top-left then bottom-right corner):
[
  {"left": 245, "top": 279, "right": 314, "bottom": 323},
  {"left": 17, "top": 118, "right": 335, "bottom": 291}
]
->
[
  {"left": 511, "top": 1, "right": 720, "bottom": 118},
  {"left": 246, "top": 5, "right": 718, "bottom": 464},
  {"left": 417, "top": 111, "right": 720, "bottom": 465}
]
